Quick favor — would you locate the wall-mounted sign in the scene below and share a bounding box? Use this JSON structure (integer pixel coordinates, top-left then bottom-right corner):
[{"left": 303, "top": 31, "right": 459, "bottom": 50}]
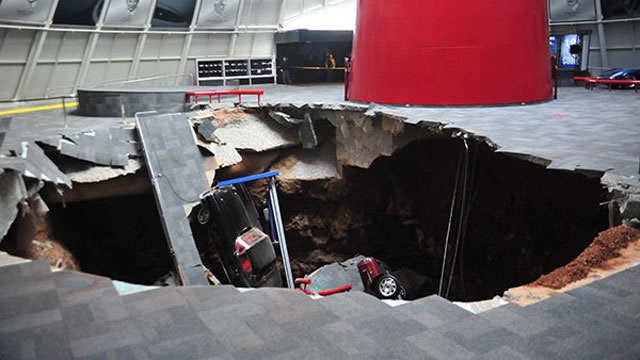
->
[
  {"left": 549, "top": 0, "right": 597, "bottom": 21},
  {"left": 196, "top": 0, "right": 240, "bottom": 29},
  {"left": 0, "top": 0, "right": 56, "bottom": 24},
  {"left": 102, "top": 0, "right": 154, "bottom": 28},
  {"left": 559, "top": 34, "right": 580, "bottom": 68}
]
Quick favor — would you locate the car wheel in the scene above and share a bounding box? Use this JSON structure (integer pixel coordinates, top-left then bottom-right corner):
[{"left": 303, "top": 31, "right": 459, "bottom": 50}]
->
[
  {"left": 624, "top": 74, "right": 639, "bottom": 89},
  {"left": 374, "top": 274, "right": 401, "bottom": 299}
]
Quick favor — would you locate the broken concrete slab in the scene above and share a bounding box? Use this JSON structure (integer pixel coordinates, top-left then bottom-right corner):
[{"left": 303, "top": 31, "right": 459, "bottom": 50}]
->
[
  {"left": 48, "top": 128, "right": 138, "bottom": 167},
  {"left": 0, "top": 170, "right": 28, "bottom": 240},
  {"left": 216, "top": 151, "right": 281, "bottom": 180},
  {"left": 267, "top": 110, "right": 318, "bottom": 149},
  {"left": 204, "top": 143, "right": 243, "bottom": 169},
  {"left": 196, "top": 118, "right": 219, "bottom": 143},
  {"left": 334, "top": 114, "right": 424, "bottom": 170},
  {"left": 299, "top": 114, "right": 318, "bottom": 149},
  {"left": 271, "top": 141, "right": 338, "bottom": 181},
  {"left": 210, "top": 109, "right": 298, "bottom": 152},
  {"left": 0, "top": 142, "right": 71, "bottom": 188},
  {"left": 58, "top": 159, "right": 144, "bottom": 184},
  {"left": 306, "top": 255, "right": 366, "bottom": 293},
  {"left": 136, "top": 112, "right": 209, "bottom": 286},
  {"left": 267, "top": 110, "right": 303, "bottom": 127},
  {"left": 43, "top": 170, "right": 151, "bottom": 203},
  {"left": 620, "top": 194, "right": 640, "bottom": 221}
]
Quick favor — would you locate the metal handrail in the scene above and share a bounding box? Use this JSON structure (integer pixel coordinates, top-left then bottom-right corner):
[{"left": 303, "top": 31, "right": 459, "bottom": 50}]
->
[{"left": 45, "top": 73, "right": 194, "bottom": 98}]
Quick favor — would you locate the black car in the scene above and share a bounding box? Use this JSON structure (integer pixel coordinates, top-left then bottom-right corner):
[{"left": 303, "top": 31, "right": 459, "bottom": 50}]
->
[{"left": 197, "top": 184, "right": 282, "bottom": 288}]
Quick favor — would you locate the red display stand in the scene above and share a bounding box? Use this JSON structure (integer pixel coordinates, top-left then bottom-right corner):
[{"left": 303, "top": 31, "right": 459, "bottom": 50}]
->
[{"left": 347, "top": 0, "right": 553, "bottom": 105}]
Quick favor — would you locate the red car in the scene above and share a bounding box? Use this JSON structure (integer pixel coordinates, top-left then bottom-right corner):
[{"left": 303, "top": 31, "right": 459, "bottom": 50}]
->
[{"left": 357, "top": 257, "right": 404, "bottom": 300}]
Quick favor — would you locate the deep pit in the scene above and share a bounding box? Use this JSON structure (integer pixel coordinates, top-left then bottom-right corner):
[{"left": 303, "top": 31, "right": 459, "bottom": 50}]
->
[
  {"left": 267, "top": 138, "right": 608, "bottom": 300},
  {"left": 0, "top": 111, "right": 610, "bottom": 302},
  {"left": 46, "top": 193, "right": 174, "bottom": 285}
]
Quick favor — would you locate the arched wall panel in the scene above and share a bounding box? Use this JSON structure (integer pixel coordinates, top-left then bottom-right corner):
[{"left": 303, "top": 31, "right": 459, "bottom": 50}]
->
[
  {"left": 0, "top": 65, "right": 24, "bottom": 100},
  {"left": 189, "top": 33, "right": 233, "bottom": 57},
  {"left": 0, "top": 29, "right": 36, "bottom": 62}
]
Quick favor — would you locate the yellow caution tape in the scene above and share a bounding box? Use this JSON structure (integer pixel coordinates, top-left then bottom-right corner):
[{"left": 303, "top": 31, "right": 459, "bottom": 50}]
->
[{"left": 0, "top": 101, "right": 79, "bottom": 116}]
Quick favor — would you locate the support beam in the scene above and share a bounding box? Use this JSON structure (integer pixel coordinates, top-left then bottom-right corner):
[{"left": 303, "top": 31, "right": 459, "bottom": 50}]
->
[
  {"left": 13, "top": 31, "right": 48, "bottom": 101},
  {"left": 594, "top": 0, "right": 609, "bottom": 68},
  {"left": 73, "top": 32, "right": 100, "bottom": 93},
  {"left": 12, "top": 0, "right": 60, "bottom": 100},
  {"left": 277, "top": 0, "right": 288, "bottom": 27},
  {"left": 176, "top": 0, "right": 203, "bottom": 86},
  {"left": 73, "top": 0, "right": 111, "bottom": 93},
  {"left": 0, "top": 26, "right": 10, "bottom": 54},
  {"left": 128, "top": 34, "right": 148, "bottom": 80},
  {"left": 632, "top": 22, "right": 638, "bottom": 65},
  {"left": 273, "top": 0, "right": 288, "bottom": 57},
  {"left": 128, "top": 0, "right": 157, "bottom": 80},
  {"left": 228, "top": 0, "right": 247, "bottom": 57},
  {"left": 44, "top": 31, "right": 67, "bottom": 97}
]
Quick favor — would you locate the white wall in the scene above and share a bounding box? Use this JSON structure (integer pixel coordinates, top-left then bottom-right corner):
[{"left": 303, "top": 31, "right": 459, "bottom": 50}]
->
[
  {"left": 281, "top": 0, "right": 356, "bottom": 31},
  {"left": 0, "top": 0, "right": 294, "bottom": 101},
  {"left": 1, "top": 0, "right": 638, "bottom": 101}
]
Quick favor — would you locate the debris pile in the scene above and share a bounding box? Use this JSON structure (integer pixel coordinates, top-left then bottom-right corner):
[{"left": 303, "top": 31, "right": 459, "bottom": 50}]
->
[{"left": 531, "top": 224, "right": 640, "bottom": 289}]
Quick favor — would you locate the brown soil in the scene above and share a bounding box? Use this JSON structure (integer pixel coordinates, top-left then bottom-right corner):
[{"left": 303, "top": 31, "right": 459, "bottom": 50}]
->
[
  {"left": 26, "top": 219, "right": 80, "bottom": 271},
  {"left": 531, "top": 225, "right": 640, "bottom": 289},
  {"left": 212, "top": 108, "right": 255, "bottom": 126},
  {"left": 5, "top": 218, "right": 82, "bottom": 271}
]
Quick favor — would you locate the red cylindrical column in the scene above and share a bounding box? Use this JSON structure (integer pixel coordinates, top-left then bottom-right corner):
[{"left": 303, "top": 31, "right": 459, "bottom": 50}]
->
[{"left": 348, "top": 0, "right": 552, "bottom": 105}]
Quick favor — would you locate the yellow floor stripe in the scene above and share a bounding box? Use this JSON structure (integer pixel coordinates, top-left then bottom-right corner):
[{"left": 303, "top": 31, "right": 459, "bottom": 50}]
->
[{"left": 0, "top": 101, "right": 78, "bottom": 116}]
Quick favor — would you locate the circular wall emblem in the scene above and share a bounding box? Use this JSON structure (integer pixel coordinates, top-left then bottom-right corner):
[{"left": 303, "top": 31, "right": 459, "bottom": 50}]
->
[
  {"left": 566, "top": 0, "right": 579, "bottom": 11},
  {"left": 126, "top": 0, "right": 140, "bottom": 13},
  {"left": 214, "top": 0, "right": 227, "bottom": 16}
]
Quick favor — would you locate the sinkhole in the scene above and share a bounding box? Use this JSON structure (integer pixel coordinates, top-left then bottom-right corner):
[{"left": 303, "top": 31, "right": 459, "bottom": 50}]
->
[
  {"left": 268, "top": 138, "right": 609, "bottom": 301},
  {"left": 1, "top": 112, "right": 611, "bottom": 302}
]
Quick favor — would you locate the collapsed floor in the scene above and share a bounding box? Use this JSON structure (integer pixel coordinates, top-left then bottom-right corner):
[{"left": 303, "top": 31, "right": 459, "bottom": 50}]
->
[
  {"left": 254, "top": 138, "right": 609, "bottom": 301},
  {"left": 0, "top": 105, "right": 630, "bottom": 302}
]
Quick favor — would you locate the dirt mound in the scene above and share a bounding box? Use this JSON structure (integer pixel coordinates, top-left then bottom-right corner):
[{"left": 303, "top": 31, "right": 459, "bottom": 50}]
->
[
  {"left": 531, "top": 225, "right": 640, "bottom": 289},
  {"left": 25, "top": 239, "right": 80, "bottom": 271},
  {"left": 26, "top": 219, "right": 80, "bottom": 271}
]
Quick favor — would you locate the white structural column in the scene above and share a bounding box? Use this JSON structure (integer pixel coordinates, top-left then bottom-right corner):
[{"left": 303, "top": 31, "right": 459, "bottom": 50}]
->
[
  {"left": 128, "top": 0, "right": 158, "bottom": 80},
  {"left": 632, "top": 22, "right": 638, "bottom": 64},
  {"left": 43, "top": 31, "right": 68, "bottom": 97},
  {"left": 175, "top": 0, "right": 203, "bottom": 86},
  {"left": 272, "top": 0, "right": 288, "bottom": 57},
  {"left": 128, "top": 33, "right": 148, "bottom": 80},
  {"left": 12, "top": 0, "right": 60, "bottom": 100},
  {"left": 594, "top": 0, "right": 609, "bottom": 68},
  {"left": 73, "top": 0, "right": 111, "bottom": 93},
  {"left": 246, "top": 0, "right": 256, "bottom": 59},
  {"left": 228, "top": 0, "right": 247, "bottom": 57}
]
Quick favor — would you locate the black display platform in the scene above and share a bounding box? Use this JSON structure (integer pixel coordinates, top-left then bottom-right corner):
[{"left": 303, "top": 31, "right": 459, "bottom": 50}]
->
[{"left": 77, "top": 87, "right": 189, "bottom": 117}]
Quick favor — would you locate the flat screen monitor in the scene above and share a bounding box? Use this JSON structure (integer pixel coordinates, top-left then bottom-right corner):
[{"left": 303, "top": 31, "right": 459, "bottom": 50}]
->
[{"left": 559, "top": 34, "right": 580, "bottom": 68}]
